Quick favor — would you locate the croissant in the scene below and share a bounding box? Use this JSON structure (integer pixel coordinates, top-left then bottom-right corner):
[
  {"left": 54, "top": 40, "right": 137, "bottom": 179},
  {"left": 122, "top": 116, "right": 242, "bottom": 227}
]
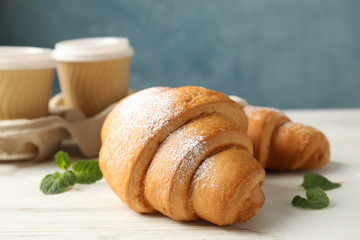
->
[
  {"left": 244, "top": 106, "right": 330, "bottom": 171},
  {"left": 99, "top": 86, "right": 265, "bottom": 226}
]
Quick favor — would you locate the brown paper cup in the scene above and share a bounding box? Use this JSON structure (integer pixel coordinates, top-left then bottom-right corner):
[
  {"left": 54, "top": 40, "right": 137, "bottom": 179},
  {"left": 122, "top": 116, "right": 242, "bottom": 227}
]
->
[
  {"left": 53, "top": 37, "right": 134, "bottom": 117},
  {"left": 0, "top": 69, "right": 54, "bottom": 120},
  {"left": 0, "top": 46, "right": 55, "bottom": 160},
  {"left": 57, "top": 58, "right": 130, "bottom": 117}
]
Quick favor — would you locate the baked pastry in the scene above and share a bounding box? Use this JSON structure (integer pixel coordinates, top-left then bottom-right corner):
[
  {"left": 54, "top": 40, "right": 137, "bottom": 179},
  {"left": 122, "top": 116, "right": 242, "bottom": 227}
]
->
[
  {"left": 100, "top": 86, "right": 265, "bottom": 226},
  {"left": 244, "top": 106, "right": 330, "bottom": 171}
]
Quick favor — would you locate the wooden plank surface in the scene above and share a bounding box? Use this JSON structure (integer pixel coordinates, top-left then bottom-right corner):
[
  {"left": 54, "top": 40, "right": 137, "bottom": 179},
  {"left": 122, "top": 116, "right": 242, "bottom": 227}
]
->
[{"left": 1, "top": 109, "right": 360, "bottom": 239}]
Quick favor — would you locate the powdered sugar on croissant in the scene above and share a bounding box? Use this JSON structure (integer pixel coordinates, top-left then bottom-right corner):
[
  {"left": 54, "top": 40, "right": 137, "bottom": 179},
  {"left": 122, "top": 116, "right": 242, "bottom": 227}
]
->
[{"left": 100, "top": 86, "right": 265, "bottom": 226}]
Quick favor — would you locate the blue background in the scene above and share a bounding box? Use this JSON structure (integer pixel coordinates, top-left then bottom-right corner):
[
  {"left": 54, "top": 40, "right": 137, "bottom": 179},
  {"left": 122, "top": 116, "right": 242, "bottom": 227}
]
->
[{"left": 1, "top": 0, "right": 359, "bottom": 109}]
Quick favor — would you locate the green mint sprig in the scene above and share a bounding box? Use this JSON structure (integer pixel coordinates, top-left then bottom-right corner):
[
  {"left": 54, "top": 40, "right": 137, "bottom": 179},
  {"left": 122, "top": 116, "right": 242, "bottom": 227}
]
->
[
  {"left": 72, "top": 160, "right": 103, "bottom": 184},
  {"left": 300, "top": 172, "right": 341, "bottom": 191},
  {"left": 292, "top": 172, "right": 341, "bottom": 210},
  {"left": 40, "top": 151, "right": 103, "bottom": 194},
  {"left": 292, "top": 187, "right": 330, "bottom": 209}
]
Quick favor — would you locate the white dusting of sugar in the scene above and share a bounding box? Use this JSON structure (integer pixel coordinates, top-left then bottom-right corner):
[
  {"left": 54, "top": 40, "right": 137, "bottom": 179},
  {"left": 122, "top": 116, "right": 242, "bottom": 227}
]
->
[
  {"left": 244, "top": 107, "right": 263, "bottom": 121},
  {"left": 228, "top": 95, "right": 248, "bottom": 108},
  {"left": 113, "top": 88, "right": 182, "bottom": 146},
  {"left": 276, "top": 122, "right": 316, "bottom": 153},
  {"left": 165, "top": 128, "right": 207, "bottom": 182},
  {"left": 192, "top": 155, "right": 218, "bottom": 189},
  {"left": 150, "top": 127, "right": 208, "bottom": 200},
  {"left": 105, "top": 87, "right": 186, "bottom": 176},
  {"left": 245, "top": 106, "right": 281, "bottom": 121},
  {"left": 278, "top": 122, "right": 313, "bottom": 138}
]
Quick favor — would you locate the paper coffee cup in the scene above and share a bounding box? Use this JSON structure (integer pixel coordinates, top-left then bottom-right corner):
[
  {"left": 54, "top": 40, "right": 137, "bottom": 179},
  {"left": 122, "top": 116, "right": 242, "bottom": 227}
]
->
[
  {"left": 52, "top": 37, "right": 134, "bottom": 117},
  {"left": 0, "top": 47, "right": 56, "bottom": 120},
  {"left": 0, "top": 46, "right": 55, "bottom": 160}
]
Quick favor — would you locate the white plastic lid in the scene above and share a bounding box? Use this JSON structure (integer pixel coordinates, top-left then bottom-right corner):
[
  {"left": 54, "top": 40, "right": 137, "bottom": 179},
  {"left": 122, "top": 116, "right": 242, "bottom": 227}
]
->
[
  {"left": 0, "top": 47, "right": 56, "bottom": 70},
  {"left": 52, "top": 37, "right": 134, "bottom": 62}
]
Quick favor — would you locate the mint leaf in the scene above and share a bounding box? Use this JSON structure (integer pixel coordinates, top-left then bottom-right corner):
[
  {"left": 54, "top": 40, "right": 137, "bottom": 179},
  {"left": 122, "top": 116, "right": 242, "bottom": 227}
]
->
[
  {"left": 301, "top": 173, "right": 341, "bottom": 191},
  {"left": 40, "top": 151, "right": 103, "bottom": 194},
  {"left": 72, "top": 160, "right": 103, "bottom": 184},
  {"left": 292, "top": 195, "right": 312, "bottom": 209},
  {"left": 292, "top": 187, "right": 330, "bottom": 210},
  {"left": 55, "top": 151, "right": 71, "bottom": 170},
  {"left": 306, "top": 187, "right": 330, "bottom": 209},
  {"left": 40, "top": 171, "right": 76, "bottom": 194}
]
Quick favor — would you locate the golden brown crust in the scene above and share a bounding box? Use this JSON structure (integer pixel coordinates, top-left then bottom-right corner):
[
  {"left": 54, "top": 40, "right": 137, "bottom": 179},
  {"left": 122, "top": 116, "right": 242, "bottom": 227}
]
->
[
  {"left": 245, "top": 106, "right": 330, "bottom": 171},
  {"left": 190, "top": 148, "right": 265, "bottom": 226},
  {"left": 267, "top": 122, "right": 330, "bottom": 171},
  {"left": 245, "top": 106, "right": 290, "bottom": 167},
  {"left": 99, "top": 86, "right": 265, "bottom": 226}
]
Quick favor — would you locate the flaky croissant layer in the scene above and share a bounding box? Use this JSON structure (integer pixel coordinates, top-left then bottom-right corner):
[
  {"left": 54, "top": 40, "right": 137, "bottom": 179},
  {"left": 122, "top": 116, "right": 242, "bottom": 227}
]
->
[
  {"left": 244, "top": 106, "right": 330, "bottom": 171},
  {"left": 100, "top": 86, "right": 265, "bottom": 226}
]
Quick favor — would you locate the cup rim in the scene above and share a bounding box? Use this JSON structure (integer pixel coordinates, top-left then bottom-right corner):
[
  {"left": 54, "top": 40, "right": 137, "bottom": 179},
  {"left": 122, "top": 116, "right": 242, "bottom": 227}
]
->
[
  {"left": 0, "top": 46, "right": 56, "bottom": 70},
  {"left": 52, "top": 37, "right": 134, "bottom": 62}
]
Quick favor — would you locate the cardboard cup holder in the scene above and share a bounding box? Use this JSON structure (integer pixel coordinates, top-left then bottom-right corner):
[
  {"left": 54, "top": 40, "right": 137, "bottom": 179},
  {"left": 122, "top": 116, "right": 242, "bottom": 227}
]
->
[{"left": 0, "top": 93, "right": 118, "bottom": 161}]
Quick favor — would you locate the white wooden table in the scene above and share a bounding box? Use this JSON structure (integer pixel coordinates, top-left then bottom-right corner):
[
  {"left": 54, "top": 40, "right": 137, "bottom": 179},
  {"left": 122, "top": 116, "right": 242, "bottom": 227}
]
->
[{"left": 1, "top": 109, "right": 360, "bottom": 239}]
